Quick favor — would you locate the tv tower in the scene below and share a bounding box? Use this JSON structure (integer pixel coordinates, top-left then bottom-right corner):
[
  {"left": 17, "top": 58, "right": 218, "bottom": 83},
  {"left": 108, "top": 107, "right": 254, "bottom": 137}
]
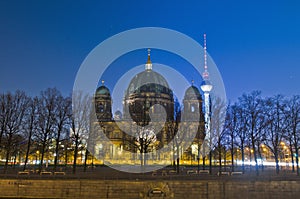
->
[{"left": 200, "top": 34, "right": 213, "bottom": 156}]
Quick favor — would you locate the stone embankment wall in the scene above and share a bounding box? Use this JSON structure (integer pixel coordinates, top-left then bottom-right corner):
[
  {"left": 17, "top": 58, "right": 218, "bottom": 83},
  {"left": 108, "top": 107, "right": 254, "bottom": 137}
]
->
[{"left": 0, "top": 179, "right": 299, "bottom": 199}]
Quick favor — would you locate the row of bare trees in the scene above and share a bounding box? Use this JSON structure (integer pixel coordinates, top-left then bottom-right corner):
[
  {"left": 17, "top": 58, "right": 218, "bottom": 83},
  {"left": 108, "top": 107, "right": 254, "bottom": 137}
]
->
[
  {"left": 213, "top": 91, "right": 300, "bottom": 175},
  {"left": 1, "top": 88, "right": 299, "bottom": 176},
  {"left": 0, "top": 88, "right": 92, "bottom": 174}
]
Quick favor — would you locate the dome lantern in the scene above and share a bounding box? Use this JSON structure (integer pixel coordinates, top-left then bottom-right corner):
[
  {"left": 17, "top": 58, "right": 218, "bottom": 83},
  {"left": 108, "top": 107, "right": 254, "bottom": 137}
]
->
[{"left": 145, "top": 48, "right": 152, "bottom": 70}]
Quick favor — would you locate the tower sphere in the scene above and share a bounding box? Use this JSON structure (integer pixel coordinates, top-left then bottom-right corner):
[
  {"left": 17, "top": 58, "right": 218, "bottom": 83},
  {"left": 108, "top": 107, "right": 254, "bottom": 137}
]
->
[{"left": 200, "top": 80, "right": 213, "bottom": 92}]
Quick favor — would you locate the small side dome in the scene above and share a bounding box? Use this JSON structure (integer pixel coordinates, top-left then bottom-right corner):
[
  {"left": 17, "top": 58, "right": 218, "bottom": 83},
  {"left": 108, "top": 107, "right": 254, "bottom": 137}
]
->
[
  {"left": 114, "top": 110, "right": 122, "bottom": 120},
  {"left": 184, "top": 86, "right": 202, "bottom": 100},
  {"left": 95, "top": 85, "right": 111, "bottom": 96}
]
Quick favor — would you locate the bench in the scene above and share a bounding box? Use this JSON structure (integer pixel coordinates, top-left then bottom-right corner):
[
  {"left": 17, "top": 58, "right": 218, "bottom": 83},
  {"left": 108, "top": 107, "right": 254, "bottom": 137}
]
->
[
  {"left": 24, "top": 169, "right": 35, "bottom": 174},
  {"left": 198, "top": 170, "right": 210, "bottom": 174},
  {"left": 40, "top": 171, "right": 52, "bottom": 175},
  {"left": 148, "top": 188, "right": 165, "bottom": 197},
  {"left": 217, "top": 171, "right": 230, "bottom": 176},
  {"left": 54, "top": 172, "right": 66, "bottom": 175},
  {"left": 187, "top": 170, "right": 197, "bottom": 174},
  {"left": 161, "top": 170, "right": 168, "bottom": 176},
  {"left": 169, "top": 170, "right": 177, "bottom": 174},
  {"left": 152, "top": 170, "right": 168, "bottom": 176},
  {"left": 152, "top": 171, "right": 157, "bottom": 176},
  {"left": 231, "top": 171, "right": 243, "bottom": 176},
  {"left": 18, "top": 171, "right": 29, "bottom": 175}
]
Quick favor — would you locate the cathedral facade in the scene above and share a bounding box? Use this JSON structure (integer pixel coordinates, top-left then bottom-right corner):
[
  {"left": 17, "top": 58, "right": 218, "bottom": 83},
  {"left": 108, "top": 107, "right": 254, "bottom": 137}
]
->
[{"left": 91, "top": 50, "right": 205, "bottom": 165}]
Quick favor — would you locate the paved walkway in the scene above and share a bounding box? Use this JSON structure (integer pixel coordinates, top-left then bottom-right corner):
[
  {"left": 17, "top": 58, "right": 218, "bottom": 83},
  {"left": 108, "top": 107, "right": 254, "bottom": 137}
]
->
[{"left": 0, "top": 165, "right": 299, "bottom": 181}]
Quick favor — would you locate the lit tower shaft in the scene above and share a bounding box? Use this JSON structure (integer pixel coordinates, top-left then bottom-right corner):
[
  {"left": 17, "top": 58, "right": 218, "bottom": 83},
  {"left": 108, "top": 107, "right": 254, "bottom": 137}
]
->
[{"left": 201, "top": 34, "right": 213, "bottom": 150}]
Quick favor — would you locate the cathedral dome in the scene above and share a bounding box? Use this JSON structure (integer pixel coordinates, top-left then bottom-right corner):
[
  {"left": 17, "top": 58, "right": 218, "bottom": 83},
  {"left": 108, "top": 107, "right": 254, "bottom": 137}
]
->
[
  {"left": 114, "top": 110, "right": 122, "bottom": 120},
  {"left": 123, "top": 49, "right": 174, "bottom": 123},
  {"left": 184, "top": 85, "right": 202, "bottom": 100},
  {"left": 95, "top": 85, "right": 111, "bottom": 96},
  {"left": 126, "top": 70, "right": 172, "bottom": 96},
  {"left": 94, "top": 82, "right": 112, "bottom": 122}
]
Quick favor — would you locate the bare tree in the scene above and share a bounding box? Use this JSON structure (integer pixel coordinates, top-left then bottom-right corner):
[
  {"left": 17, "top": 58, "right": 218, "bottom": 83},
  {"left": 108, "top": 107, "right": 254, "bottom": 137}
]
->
[
  {"left": 170, "top": 98, "right": 185, "bottom": 173},
  {"left": 210, "top": 97, "right": 227, "bottom": 173},
  {"left": 23, "top": 97, "right": 38, "bottom": 171},
  {"left": 70, "top": 91, "right": 91, "bottom": 174},
  {"left": 135, "top": 127, "right": 157, "bottom": 166},
  {"left": 36, "top": 88, "right": 60, "bottom": 172},
  {"left": 263, "top": 95, "right": 286, "bottom": 174},
  {"left": 233, "top": 103, "right": 249, "bottom": 173},
  {"left": 286, "top": 95, "right": 300, "bottom": 175},
  {"left": 0, "top": 93, "right": 8, "bottom": 159},
  {"left": 1, "top": 91, "right": 29, "bottom": 173},
  {"left": 224, "top": 104, "right": 238, "bottom": 172},
  {"left": 238, "top": 91, "right": 264, "bottom": 175},
  {"left": 53, "top": 95, "right": 71, "bottom": 171}
]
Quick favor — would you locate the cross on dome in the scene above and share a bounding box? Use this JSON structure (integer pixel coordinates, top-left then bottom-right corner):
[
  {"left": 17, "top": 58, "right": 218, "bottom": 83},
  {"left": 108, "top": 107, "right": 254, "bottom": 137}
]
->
[{"left": 145, "top": 48, "right": 152, "bottom": 70}]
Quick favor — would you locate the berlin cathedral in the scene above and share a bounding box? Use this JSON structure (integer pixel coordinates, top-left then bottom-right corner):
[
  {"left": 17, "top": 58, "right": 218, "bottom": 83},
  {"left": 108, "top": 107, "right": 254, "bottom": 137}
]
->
[{"left": 90, "top": 50, "right": 205, "bottom": 165}]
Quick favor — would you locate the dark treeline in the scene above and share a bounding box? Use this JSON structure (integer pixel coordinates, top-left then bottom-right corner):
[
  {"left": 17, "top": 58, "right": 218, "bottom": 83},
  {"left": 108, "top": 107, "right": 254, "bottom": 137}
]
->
[
  {"left": 212, "top": 91, "right": 300, "bottom": 175},
  {"left": 0, "top": 88, "right": 91, "bottom": 174},
  {"left": 0, "top": 89, "right": 299, "bottom": 175}
]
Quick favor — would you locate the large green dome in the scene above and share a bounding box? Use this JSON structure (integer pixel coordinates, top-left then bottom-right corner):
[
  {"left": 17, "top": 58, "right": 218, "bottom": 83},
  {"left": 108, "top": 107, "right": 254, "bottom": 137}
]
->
[
  {"left": 123, "top": 49, "right": 174, "bottom": 123},
  {"left": 126, "top": 70, "right": 172, "bottom": 96}
]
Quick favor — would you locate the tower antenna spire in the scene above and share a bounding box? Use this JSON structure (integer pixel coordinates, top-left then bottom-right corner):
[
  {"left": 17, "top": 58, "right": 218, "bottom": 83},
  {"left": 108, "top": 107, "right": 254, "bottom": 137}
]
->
[
  {"left": 202, "top": 33, "right": 209, "bottom": 80},
  {"left": 147, "top": 48, "right": 151, "bottom": 64}
]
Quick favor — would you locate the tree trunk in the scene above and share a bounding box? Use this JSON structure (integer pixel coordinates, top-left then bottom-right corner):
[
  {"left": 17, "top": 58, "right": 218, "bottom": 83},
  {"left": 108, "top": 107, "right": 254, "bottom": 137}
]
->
[
  {"left": 13, "top": 155, "right": 17, "bottom": 168},
  {"left": 296, "top": 150, "right": 299, "bottom": 176},
  {"left": 274, "top": 152, "right": 280, "bottom": 174},
  {"left": 251, "top": 138, "right": 259, "bottom": 175},
  {"left": 64, "top": 143, "right": 68, "bottom": 168},
  {"left": 249, "top": 149, "right": 252, "bottom": 171},
  {"left": 257, "top": 146, "right": 264, "bottom": 172},
  {"left": 4, "top": 145, "right": 11, "bottom": 173},
  {"left": 23, "top": 133, "right": 32, "bottom": 171},
  {"left": 84, "top": 149, "right": 88, "bottom": 172},
  {"left": 290, "top": 145, "right": 294, "bottom": 172},
  {"left": 140, "top": 153, "right": 143, "bottom": 166},
  {"left": 144, "top": 153, "right": 147, "bottom": 166},
  {"left": 0, "top": 128, "right": 4, "bottom": 154},
  {"left": 241, "top": 142, "right": 245, "bottom": 173},
  {"left": 209, "top": 151, "right": 212, "bottom": 174},
  {"left": 172, "top": 140, "right": 176, "bottom": 170},
  {"left": 224, "top": 149, "right": 227, "bottom": 171},
  {"left": 73, "top": 136, "right": 79, "bottom": 174},
  {"left": 4, "top": 133, "right": 13, "bottom": 173},
  {"left": 176, "top": 146, "right": 180, "bottom": 173},
  {"left": 54, "top": 127, "right": 62, "bottom": 171},
  {"left": 241, "top": 148, "right": 245, "bottom": 173},
  {"left": 231, "top": 147, "right": 234, "bottom": 172},
  {"left": 218, "top": 147, "right": 222, "bottom": 172},
  {"left": 39, "top": 139, "right": 46, "bottom": 173}
]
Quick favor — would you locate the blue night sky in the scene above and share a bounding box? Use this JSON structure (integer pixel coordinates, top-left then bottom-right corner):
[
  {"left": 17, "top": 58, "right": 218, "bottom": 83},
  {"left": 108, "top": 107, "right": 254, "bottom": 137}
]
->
[{"left": 0, "top": 0, "right": 300, "bottom": 102}]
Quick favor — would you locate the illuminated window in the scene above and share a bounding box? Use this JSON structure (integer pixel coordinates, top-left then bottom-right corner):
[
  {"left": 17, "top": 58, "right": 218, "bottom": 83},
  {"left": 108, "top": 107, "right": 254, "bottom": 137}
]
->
[
  {"left": 99, "top": 103, "right": 104, "bottom": 112},
  {"left": 191, "top": 105, "right": 195, "bottom": 112}
]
